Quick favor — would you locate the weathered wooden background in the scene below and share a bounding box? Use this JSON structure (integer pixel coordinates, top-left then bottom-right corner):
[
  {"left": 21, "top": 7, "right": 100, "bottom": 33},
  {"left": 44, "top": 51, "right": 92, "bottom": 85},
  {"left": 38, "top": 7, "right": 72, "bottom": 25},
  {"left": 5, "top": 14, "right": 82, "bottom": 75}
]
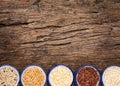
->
[{"left": 0, "top": 0, "right": 120, "bottom": 86}]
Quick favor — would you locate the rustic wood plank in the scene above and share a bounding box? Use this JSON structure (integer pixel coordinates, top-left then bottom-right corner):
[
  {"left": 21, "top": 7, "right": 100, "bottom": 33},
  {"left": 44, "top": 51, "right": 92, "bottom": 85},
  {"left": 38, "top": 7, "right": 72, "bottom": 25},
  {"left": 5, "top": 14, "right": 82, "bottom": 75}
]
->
[{"left": 0, "top": 0, "right": 120, "bottom": 85}]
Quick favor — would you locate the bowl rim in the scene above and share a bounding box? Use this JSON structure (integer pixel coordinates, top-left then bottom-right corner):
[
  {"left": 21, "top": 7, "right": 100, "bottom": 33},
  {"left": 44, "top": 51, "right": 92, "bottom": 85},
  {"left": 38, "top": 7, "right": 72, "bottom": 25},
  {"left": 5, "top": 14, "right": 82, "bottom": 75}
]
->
[
  {"left": 102, "top": 65, "right": 120, "bottom": 86},
  {"left": 75, "top": 64, "right": 101, "bottom": 86},
  {"left": 48, "top": 64, "right": 74, "bottom": 86},
  {"left": 0, "top": 64, "right": 20, "bottom": 86},
  {"left": 21, "top": 65, "right": 46, "bottom": 86}
]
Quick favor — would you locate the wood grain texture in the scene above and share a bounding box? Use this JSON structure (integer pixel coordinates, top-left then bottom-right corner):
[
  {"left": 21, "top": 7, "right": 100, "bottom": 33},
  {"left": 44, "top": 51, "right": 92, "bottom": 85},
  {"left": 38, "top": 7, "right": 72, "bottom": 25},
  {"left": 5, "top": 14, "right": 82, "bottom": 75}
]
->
[{"left": 0, "top": 0, "right": 120, "bottom": 86}]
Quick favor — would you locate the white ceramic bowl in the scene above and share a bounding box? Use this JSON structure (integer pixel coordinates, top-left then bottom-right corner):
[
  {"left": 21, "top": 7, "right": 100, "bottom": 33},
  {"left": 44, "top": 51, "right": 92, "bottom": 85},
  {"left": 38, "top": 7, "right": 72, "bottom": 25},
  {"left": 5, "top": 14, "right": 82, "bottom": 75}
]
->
[
  {"left": 48, "top": 64, "right": 74, "bottom": 86},
  {"left": 21, "top": 65, "right": 46, "bottom": 86},
  {"left": 76, "top": 65, "right": 101, "bottom": 86},
  {"left": 102, "top": 66, "right": 120, "bottom": 86},
  {"left": 0, "top": 65, "right": 20, "bottom": 86}
]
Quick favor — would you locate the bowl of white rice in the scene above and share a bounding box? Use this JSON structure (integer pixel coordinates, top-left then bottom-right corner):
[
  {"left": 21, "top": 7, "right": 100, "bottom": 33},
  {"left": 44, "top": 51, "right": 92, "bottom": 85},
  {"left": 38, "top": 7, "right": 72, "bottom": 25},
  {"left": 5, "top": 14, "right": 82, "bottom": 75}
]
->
[
  {"left": 102, "top": 66, "right": 120, "bottom": 86},
  {"left": 0, "top": 65, "right": 20, "bottom": 86},
  {"left": 48, "top": 64, "right": 74, "bottom": 86}
]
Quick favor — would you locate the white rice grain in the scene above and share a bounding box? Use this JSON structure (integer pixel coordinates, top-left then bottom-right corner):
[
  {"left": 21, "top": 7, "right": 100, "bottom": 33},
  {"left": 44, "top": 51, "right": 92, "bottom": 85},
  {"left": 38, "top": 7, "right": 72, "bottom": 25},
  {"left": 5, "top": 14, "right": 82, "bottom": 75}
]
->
[
  {"left": 49, "top": 65, "right": 73, "bottom": 86},
  {"left": 102, "top": 66, "right": 120, "bottom": 86}
]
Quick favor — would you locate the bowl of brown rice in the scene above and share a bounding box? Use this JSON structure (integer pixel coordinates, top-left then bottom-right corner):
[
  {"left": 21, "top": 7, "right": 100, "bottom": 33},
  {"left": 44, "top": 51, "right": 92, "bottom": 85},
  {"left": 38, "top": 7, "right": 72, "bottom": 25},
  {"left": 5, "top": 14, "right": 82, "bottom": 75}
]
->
[
  {"left": 48, "top": 64, "right": 74, "bottom": 86},
  {"left": 102, "top": 66, "right": 120, "bottom": 86},
  {"left": 21, "top": 65, "right": 46, "bottom": 86},
  {"left": 0, "top": 65, "right": 20, "bottom": 86},
  {"left": 75, "top": 65, "right": 101, "bottom": 86}
]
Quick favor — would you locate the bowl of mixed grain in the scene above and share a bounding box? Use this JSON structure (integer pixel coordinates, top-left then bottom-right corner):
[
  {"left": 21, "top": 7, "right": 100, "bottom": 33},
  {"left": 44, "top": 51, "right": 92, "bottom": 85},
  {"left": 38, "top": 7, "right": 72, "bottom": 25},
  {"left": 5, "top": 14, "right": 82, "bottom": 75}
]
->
[
  {"left": 48, "top": 64, "right": 74, "bottom": 86},
  {"left": 0, "top": 65, "right": 20, "bottom": 86},
  {"left": 21, "top": 65, "right": 46, "bottom": 86}
]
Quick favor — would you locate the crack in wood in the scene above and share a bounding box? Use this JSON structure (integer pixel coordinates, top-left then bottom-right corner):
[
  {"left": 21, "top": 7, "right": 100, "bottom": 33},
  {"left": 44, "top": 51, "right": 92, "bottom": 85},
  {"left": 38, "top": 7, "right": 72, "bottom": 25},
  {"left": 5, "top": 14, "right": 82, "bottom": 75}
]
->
[
  {"left": 0, "top": 22, "right": 29, "bottom": 27},
  {"left": 48, "top": 42, "right": 71, "bottom": 46},
  {"left": 32, "top": 0, "right": 41, "bottom": 5},
  {"left": 62, "top": 28, "right": 88, "bottom": 34},
  {"left": 114, "top": 43, "right": 120, "bottom": 46}
]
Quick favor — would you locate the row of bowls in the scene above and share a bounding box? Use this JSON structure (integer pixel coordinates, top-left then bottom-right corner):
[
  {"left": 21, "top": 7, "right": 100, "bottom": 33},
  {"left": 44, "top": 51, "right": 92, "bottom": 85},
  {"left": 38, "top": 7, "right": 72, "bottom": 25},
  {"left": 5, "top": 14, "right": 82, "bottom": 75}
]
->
[{"left": 0, "top": 64, "right": 119, "bottom": 86}]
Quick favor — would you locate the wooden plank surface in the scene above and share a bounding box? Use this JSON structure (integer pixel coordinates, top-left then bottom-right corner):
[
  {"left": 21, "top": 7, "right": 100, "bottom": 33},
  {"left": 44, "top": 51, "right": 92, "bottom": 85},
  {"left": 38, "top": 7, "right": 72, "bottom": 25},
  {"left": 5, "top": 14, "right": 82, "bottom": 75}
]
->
[{"left": 0, "top": 0, "right": 120, "bottom": 85}]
